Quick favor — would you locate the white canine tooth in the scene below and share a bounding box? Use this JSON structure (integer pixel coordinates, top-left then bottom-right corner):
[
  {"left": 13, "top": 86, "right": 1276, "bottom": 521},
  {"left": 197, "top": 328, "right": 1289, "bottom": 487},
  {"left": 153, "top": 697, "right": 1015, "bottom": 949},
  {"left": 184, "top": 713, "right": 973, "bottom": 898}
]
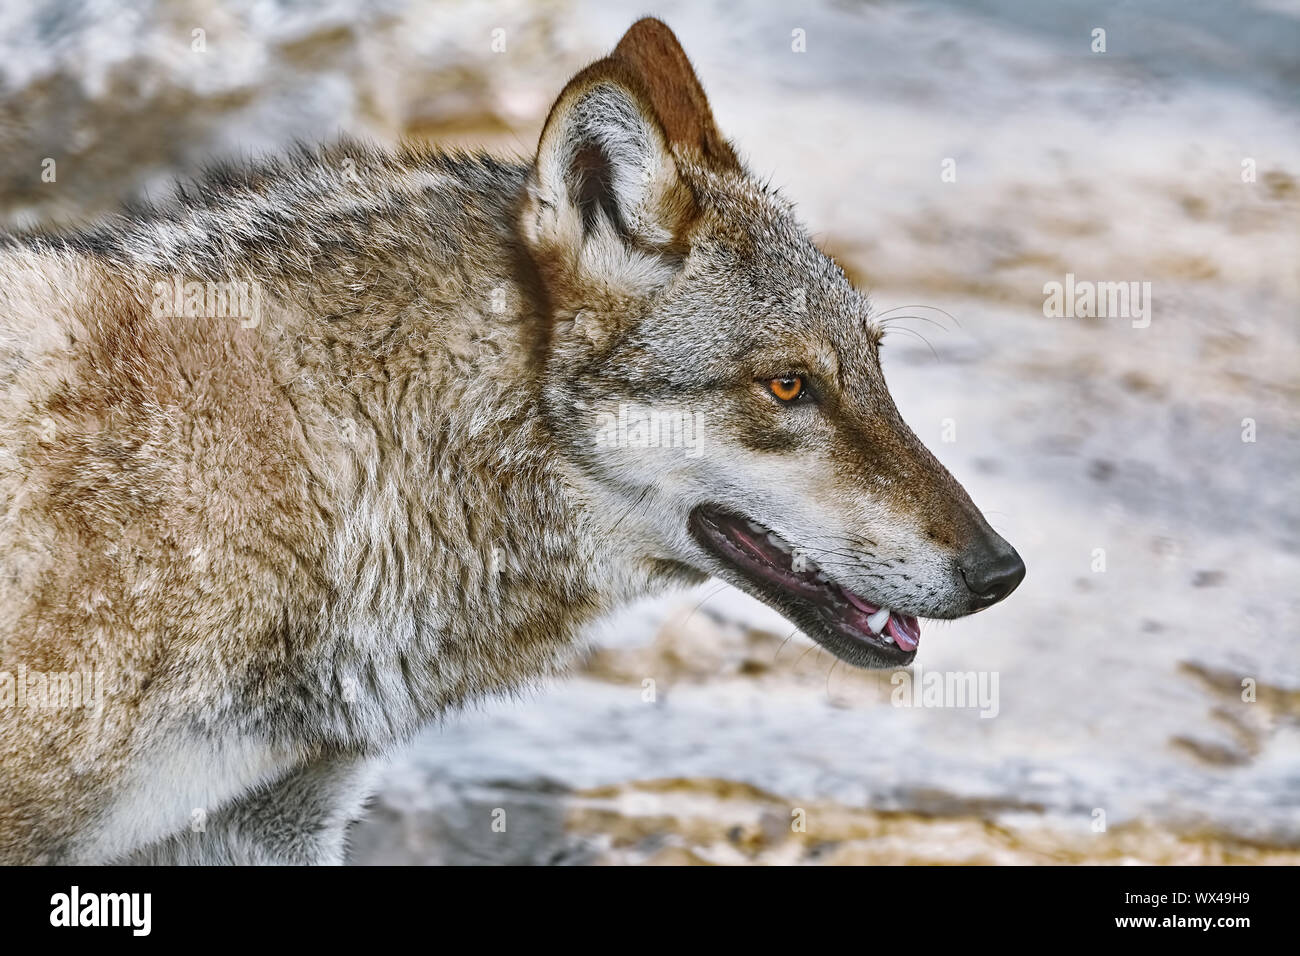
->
[
  {"left": 882, "top": 635, "right": 895, "bottom": 645},
  {"left": 866, "top": 607, "right": 891, "bottom": 634}
]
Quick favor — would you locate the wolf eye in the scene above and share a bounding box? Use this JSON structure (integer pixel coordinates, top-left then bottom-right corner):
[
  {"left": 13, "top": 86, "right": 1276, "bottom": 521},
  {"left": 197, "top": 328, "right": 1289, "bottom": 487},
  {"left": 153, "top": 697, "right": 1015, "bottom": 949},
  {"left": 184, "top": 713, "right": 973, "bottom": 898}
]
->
[{"left": 767, "top": 376, "right": 805, "bottom": 403}]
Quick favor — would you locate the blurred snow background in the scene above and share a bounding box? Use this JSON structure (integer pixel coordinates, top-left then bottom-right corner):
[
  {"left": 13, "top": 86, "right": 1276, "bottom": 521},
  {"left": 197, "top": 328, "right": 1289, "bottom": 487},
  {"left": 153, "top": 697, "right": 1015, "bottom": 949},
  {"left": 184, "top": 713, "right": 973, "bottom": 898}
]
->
[{"left": 2, "top": 0, "right": 1297, "bottom": 863}]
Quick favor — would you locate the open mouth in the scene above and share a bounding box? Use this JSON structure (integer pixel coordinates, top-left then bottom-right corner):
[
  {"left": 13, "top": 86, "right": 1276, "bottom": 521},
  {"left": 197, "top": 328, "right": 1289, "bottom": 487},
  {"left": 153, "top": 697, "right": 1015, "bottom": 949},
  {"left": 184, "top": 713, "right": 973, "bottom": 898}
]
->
[{"left": 687, "top": 504, "right": 921, "bottom": 668}]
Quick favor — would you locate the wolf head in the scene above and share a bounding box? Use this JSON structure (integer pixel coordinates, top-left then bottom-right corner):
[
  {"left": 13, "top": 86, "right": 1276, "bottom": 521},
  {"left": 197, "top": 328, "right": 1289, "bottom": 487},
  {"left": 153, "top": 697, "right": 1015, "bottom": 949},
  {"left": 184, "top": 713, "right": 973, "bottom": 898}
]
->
[{"left": 520, "top": 18, "right": 1024, "bottom": 668}]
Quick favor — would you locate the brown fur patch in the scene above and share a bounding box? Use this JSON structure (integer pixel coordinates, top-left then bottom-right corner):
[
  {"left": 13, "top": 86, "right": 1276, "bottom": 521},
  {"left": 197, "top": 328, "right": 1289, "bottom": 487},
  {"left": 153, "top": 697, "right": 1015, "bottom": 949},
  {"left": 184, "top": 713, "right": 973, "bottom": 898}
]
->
[{"left": 612, "top": 18, "right": 740, "bottom": 171}]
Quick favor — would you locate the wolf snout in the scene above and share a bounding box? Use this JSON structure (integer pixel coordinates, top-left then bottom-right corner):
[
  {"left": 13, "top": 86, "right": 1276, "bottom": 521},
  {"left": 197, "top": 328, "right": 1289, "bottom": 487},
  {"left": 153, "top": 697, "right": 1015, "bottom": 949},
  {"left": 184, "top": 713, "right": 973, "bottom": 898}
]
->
[{"left": 956, "top": 530, "right": 1026, "bottom": 610}]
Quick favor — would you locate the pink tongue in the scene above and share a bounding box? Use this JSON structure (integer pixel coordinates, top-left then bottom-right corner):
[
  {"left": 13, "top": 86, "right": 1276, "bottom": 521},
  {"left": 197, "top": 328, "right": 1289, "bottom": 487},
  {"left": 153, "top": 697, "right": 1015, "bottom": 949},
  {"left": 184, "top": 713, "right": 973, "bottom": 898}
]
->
[
  {"left": 843, "top": 591, "right": 879, "bottom": 614},
  {"left": 886, "top": 615, "right": 919, "bottom": 652}
]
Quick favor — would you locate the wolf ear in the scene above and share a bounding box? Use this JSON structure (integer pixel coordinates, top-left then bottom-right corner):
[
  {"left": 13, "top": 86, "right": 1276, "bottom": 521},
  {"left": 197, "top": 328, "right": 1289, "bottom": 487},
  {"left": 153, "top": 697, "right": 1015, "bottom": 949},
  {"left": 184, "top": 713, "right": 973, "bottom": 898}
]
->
[
  {"left": 522, "top": 19, "right": 737, "bottom": 264},
  {"left": 610, "top": 18, "right": 739, "bottom": 171}
]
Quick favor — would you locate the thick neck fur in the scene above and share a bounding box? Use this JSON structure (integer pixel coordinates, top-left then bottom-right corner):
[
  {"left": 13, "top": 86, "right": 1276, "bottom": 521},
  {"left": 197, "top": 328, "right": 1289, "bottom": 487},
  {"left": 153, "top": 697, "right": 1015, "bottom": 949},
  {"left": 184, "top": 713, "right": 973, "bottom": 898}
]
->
[{"left": 24, "top": 141, "right": 679, "bottom": 756}]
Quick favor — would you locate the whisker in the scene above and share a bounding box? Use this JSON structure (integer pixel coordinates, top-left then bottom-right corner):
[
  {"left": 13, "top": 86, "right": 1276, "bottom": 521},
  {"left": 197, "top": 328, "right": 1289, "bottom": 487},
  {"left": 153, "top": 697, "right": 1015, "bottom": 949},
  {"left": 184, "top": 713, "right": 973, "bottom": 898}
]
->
[
  {"left": 793, "top": 642, "right": 821, "bottom": 671},
  {"left": 825, "top": 658, "right": 841, "bottom": 699},
  {"left": 801, "top": 531, "right": 879, "bottom": 550},
  {"left": 798, "top": 547, "right": 870, "bottom": 560},
  {"left": 878, "top": 313, "right": 953, "bottom": 334},
  {"left": 875, "top": 302, "right": 964, "bottom": 330},
  {"left": 774, "top": 628, "right": 800, "bottom": 663},
  {"left": 882, "top": 325, "right": 942, "bottom": 363},
  {"left": 680, "top": 583, "right": 731, "bottom": 628},
  {"left": 607, "top": 485, "right": 652, "bottom": 537}
]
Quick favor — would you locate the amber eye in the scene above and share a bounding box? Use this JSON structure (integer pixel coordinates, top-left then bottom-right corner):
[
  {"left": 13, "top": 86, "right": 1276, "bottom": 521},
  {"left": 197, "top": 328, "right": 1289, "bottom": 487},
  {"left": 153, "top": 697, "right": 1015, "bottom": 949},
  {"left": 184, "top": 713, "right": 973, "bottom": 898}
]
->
[{"left": 767, "top": 376, "right": 805, "bottom": 403}]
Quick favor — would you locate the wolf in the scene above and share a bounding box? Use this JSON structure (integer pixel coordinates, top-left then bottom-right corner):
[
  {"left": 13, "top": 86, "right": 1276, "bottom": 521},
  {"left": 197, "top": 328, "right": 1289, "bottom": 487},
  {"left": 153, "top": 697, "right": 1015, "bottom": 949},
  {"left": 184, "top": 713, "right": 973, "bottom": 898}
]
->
[{"left": 0, "top": 18, "right": 1023, "bottom": 864}]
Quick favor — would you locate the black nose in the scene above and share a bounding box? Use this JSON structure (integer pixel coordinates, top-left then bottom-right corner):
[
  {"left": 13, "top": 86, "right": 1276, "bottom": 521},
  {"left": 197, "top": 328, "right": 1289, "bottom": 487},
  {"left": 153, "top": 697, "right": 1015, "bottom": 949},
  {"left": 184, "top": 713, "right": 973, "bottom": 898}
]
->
[{"left": 958, "top": 534, "right": 1026, "bottom": 609}]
